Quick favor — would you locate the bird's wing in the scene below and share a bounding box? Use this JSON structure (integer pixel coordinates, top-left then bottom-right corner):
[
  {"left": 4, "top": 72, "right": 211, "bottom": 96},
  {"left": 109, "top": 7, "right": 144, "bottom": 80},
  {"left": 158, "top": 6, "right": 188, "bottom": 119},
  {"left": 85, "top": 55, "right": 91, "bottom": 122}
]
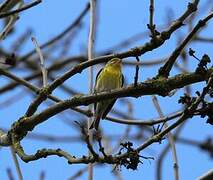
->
[
  {"left": 95, "top": 68, "right": 103, "bottom": 84},
  {"left": 94, "top": 68, "right": 103, "bottom": 111},
  {"left": 101, "top": 73, "right": 124, "bottom": 119},
  {"left": 121, "top": 73, "right": 124, "bottom": 87}
]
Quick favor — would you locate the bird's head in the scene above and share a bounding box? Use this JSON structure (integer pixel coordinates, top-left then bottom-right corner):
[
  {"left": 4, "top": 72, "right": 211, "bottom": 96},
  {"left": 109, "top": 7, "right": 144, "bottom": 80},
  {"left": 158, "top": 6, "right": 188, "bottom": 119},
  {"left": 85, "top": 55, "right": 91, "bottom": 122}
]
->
[{"left": 106, "top": 58, "right": 122, "bottom": 70}]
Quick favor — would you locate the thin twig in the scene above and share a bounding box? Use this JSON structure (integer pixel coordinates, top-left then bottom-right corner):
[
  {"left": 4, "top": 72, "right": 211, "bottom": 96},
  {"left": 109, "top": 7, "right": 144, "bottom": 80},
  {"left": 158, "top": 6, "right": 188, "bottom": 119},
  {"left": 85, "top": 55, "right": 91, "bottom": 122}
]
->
[
  {"left": 77, "top": 122, "right": 98, "bottom": 158},
  {"left": 198, "top": 170, "right": 213, "bottom": 180},
  {"left": 194, "top": 36, "right": 213, "bottom": 43},
  {"left": 0, "top": 0, "right": 21, "bottom": 12},
  {"left": 156, "top": 124, "right": 185, "bottom": 180},
  {"left": 97, "top": 135, "right": 108, "bottom": 157},
  {"left": 0, "top": 90, "right": 26, "bottom": 109},
  {"left": 105, "top": 110, "right": 182, "bottom": 125},
  {"left": 11, "top": 29, "right": 33, "bottom": 52},
  {"left": 31, "top": 37, "right": 48, "bottom": 87},
  {"left": 152, "top": 95, "right": 179, "bottom": 180},
  {"left": 87, "top": 0, "right": 96, "bottom": 179},
  {"left": 0, "top": 0, "right": 42, "bottom": 19},
  {"left": 39, "top": 171, "right": 45, "bottom": 180},
  {"left": 0, "top": 14, "right": 18, "bottom": 40},
  {"left": 148, "top": 0, "right": 156, "bottom": 38},
  {"left": 10, "top": 146, "right": 23, "bottom": 180},
  {"left": 0, "top": 1, "right": 24, "bottom": 40},
  {"left": 134, "top": 56, "right": 140, "bottom": 87},
  {"left": 69, "top": 166, "right": 88, "bottom": 180},
  {"left": 6, "top": 168, "right": 15, "bottom": 180}
]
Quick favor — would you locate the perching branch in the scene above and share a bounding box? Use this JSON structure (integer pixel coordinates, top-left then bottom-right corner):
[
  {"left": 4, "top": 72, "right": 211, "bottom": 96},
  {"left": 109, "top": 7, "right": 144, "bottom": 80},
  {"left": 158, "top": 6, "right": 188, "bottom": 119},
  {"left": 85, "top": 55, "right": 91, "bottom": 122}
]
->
[{"left": 5, "top": 68, "right": 213, "bottom": 146}]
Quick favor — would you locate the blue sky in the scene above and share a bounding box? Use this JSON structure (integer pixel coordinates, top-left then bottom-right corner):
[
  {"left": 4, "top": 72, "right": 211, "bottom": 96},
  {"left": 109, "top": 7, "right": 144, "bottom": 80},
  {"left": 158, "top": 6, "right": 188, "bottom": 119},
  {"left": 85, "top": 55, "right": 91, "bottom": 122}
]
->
[{"left": 0, "top": 0, "right": 212, "bottom": 179}]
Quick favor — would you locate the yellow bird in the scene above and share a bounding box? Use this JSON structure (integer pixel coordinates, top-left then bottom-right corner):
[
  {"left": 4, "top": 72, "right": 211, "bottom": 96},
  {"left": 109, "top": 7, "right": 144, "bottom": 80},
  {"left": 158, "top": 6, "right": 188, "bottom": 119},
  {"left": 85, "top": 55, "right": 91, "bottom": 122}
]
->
[{"left": 89, "top": 58, "right": 124, "bottom": 130}]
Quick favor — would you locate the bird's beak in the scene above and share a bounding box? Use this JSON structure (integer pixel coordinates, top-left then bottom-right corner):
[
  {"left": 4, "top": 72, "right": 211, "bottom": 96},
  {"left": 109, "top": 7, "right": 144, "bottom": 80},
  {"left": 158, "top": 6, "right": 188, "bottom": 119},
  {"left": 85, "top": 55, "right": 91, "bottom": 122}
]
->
[{"left": 116, "top": 59, "right": 122, "bottom": 64}]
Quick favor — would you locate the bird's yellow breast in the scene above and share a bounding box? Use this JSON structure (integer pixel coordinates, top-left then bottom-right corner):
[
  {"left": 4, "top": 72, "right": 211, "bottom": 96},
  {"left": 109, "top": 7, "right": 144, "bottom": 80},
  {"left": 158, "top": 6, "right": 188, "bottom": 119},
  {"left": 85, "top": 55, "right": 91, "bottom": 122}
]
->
[{"left": 95, "top": 65, "right": 122, "bottom": 92}]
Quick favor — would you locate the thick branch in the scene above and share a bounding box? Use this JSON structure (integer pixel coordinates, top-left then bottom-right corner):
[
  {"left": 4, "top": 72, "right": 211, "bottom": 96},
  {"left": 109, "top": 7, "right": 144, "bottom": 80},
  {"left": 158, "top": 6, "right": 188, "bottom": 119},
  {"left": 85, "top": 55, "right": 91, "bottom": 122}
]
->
[{"left": 11, "top": 68, "right": 213, "bottom": 137}]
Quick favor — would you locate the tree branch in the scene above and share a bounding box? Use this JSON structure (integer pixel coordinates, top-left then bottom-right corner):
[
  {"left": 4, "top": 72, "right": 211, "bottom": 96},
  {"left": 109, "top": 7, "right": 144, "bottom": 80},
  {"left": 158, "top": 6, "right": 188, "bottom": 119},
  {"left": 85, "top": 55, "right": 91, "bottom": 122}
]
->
[
  {"left": 158, "top": 12, "right": 213, "bottom": 77},
  {"left": 0, "top": 0, "right": 42, "bottom": 19},
  {"left": 8, "top": 68, "right": 213, "bottom": 144}
]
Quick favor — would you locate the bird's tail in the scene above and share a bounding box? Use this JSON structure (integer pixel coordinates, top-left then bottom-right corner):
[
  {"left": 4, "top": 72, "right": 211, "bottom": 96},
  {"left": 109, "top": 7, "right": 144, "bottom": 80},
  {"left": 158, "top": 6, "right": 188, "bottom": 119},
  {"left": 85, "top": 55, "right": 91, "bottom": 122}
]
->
[{"left": 89, "top": 114, "right": 101, "bottom": 130}]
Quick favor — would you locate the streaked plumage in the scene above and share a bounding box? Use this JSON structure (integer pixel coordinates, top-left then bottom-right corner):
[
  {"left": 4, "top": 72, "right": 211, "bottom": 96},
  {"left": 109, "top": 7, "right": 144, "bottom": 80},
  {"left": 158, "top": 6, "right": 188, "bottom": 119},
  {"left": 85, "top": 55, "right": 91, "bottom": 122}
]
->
[{"left": 89, "top": 58, "right": 124, "bottom": 130}]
